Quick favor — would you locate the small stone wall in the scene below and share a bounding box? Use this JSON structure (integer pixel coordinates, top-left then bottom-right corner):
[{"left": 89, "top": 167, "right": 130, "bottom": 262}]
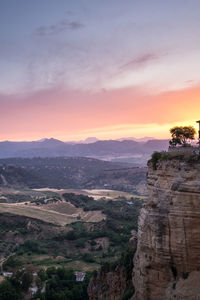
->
[{"left": 168, "top": 146, "right": 198, "bottom": 155}]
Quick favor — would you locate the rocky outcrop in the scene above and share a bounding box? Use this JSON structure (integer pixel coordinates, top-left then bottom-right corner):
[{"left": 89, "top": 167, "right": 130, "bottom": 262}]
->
[
  {"left": 133, "top": 158, "right": 200, "bottom": 299},
  {"left": 88, "top": 235, "right": 137, "bottom": 300},
  {"left": 88, "top": 266, "right": 127, "bottom": 300}
]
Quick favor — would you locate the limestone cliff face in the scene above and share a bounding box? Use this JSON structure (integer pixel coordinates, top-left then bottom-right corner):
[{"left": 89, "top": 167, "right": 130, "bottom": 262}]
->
[
  {"left": 88, "top": 266, "right": 127, "bottom": 300},
  {"left": 133, "top": 158, "right": 200, "bottom": 299},
  {"left": 88, "top": 236, "right": 136, "bottom": 300}
]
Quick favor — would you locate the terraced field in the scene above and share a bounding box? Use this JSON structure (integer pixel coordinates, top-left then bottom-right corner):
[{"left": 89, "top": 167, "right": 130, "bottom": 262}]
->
[
  {"left": 0, "top": 201, "right": 106, "bottom": 226},
  {"left": 0, "top": 187, "right": 143, "bottom": 226}
]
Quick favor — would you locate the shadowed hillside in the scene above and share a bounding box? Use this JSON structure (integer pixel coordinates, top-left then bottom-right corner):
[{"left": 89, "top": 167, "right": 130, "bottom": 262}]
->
[{"left": 0, "top": 157, "right": 147, "bottom": 194}]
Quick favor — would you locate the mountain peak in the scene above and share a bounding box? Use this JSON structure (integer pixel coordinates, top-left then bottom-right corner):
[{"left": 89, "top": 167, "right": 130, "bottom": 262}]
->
[
  {"left": 83, "top": 137, "right": 99, "bottom": 144},
  {"left": 39, "top": 138, "right": 64, "bottom": 145}
]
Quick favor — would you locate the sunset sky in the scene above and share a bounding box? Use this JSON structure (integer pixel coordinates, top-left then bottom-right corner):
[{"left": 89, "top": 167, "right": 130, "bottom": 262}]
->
[{"left": 1, "top": 0, "right": 200, "bottom": 141}]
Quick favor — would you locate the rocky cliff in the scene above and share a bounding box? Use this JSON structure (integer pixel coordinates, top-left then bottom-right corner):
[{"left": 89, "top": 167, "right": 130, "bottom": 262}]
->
[
  {"left": 133, "top": 156, "right": 200, "bottom": 299},
  {"left": 88, "top": 244, "right": 136, "bottom": 300},
  {"left": 88, "top": 265, "right": 127, "bottom": 300}
]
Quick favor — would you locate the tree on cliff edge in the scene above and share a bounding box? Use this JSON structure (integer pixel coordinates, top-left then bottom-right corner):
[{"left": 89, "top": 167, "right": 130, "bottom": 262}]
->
[{"left": 169, "top": 126, "right": 196, "bottom": 147}]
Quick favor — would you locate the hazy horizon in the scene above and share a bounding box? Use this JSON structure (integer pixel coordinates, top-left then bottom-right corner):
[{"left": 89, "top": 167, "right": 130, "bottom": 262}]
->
[{"left": 0, "top": 135, "right": 165, "bottom": 143}]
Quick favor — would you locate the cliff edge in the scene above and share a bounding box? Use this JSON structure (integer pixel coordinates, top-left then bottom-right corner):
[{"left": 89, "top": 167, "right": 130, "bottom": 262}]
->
[{"left": 133, "top": 155, "right": 200, "bottom": 299}]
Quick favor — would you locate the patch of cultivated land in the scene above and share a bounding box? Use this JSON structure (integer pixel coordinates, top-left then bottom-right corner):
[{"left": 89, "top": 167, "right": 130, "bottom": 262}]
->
[
  {"left": 0, "top": 187, "right": 142, "bottom": 226},
  {"left": 65, "top": 260, "right": 99, "bottom": 271},
  {"left": 0, "top": 188, "right": 143, "bottom": 276},
  {"left": 0, "top": 202, "right": 106, "bottom": 226},
  {"left": 33, "top": 187, "right": 143, "bottom": 200},
  {"left": 0, "top": 203, "right": 74, "bottom": 226},
  {"left": 83, "top": 189, "right": 144, "bottom": 200},
  {"left": 44, "top": 202, "right": 105, "bottom": 222},
  {"left": 19, "top": 253, "right": 99, "bottom": 272}
]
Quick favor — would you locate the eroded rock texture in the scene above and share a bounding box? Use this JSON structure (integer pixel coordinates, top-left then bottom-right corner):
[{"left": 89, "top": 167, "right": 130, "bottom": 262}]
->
[
  {"left": 88, "top": 266, "right": 127, "bottom": 300},
  {"left": 133, "top": 158, "right": 200, "bottom": 300}
]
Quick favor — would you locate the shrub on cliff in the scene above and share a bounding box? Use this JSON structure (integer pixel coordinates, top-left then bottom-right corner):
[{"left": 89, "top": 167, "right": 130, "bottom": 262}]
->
[
  {"left": 151, "top": 152, "right": 162, "bottom": 170},
  {"left": 120, "top": 287, "right": 135, "bottom": 300},
  {"left": 151, "top": 151, "right": 174, "bottom": 170}
]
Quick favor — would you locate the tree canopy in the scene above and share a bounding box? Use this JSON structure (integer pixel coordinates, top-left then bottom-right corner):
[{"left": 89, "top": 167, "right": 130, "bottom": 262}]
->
[
  {"left": 169, "top": 126, "right": 196, "bottom": 147},
  {"left": 0, "top": 280, "right": 22, "bottom": 300}
]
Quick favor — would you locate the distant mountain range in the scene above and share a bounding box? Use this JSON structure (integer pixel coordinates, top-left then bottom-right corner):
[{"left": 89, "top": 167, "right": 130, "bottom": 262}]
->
[
  {"left": 0, "top": 137, "right": 169, "bottom": 160},
  {"left": 71, "top": 136, "right": 156, "bottom": 143},
  {"left": 117, "top": 137, "right": 156, "bottom": 142}
]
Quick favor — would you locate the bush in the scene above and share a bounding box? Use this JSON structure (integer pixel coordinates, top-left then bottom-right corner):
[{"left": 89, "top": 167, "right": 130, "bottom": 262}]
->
[
  {"left": 23, "top": 240, "right": 40, "bottom": 253},
  {"left": 76, "top": 239, "right": 85, "bottom": 248},
  {"left": 44, "top": 267, "right": 91, "bottom": 300},
  {"left": 120, "top": 287, "right": 135, "bottom": 300},
  {"left": 90, "top": 240, "right": 97, "bottom": 246},
  {"left": 38, "top": 269, "right": 47, "bottom": 282},
  {"left": 151, "top": 152, "right": 162, "bottom": 170},
  {"left": 120, "top": 247, "right": 136, "bottom": 278},
  {"left": 0, "top": 280, "right": 22, "bottom": 300},
  {"left": 82, "top": 253, "right": 95, "bottom": 263},
  {"left": 66, "top": 230, "right": 76, "bottom": 240},
  {"left": 3, "top": 256, "right": 22, "bottom": 270}
]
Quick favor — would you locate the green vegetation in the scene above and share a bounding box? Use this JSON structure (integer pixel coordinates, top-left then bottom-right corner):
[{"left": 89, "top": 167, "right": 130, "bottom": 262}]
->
[
  {"left": 0, "top": 155, "right": 147, "bottom": 300},
  {"left": 19, "top": 240, "right": 47, "bottom": 255},
  {"left": 151, "top": 152, "right": 163, "bottom": 170},
  {"left": 151, "top": 151, "right": 177, "bottom": 170},
  {"left": 60, "top": 193, "right": 142, "bottom": 263},
  {"left": 0, "top": 267, "right": 92, "bottom": 300},
  {"left": 63, "top": 193, "right": 142, "bottom": 223},
  {"left": 0, "top": 190, "right": 60, "bottom": 204},
  {"left": 0, "top": 280, "right": 23, "bottom": 300},
  {"left": 3, "top": 256, "right": 22, "bottom": 271},
  {"left": 0, "top": 190, "right": 143, "bottom": 300},
  {"left": 151, "top": 149, "right": 200, "bottom": 170},
  {"left": 0, "top": 192, "right": 142, "bottom": 273},
  {"left": 33, "top": 267, "right": 91, "bottom": 300},
  {"left": 100, "top": 247, "right": 136, "bottom": 300},
  {"left": 0, "top": 194, "right": 32, "bottom": 203},
  {"left": 120, "top": 288, "right": 135, "bottom": 300},
  {"left": 0, "top": 157, "right": 146, "bottom": 193},
  {"left": 169, "top": 126, "right": 196, "bottom": 147}
]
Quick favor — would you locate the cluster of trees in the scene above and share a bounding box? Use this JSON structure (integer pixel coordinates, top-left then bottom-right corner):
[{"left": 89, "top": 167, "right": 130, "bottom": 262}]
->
[
  {"left": 33, "top": 267, "right": 91, "bottom": 300},
  {"left": 0, "top": 280, "right": 22, "bottom": 300},
  {"left": 169, "top": 126, "right": 196, "bottom": 147},
  {"left": 0, "top": 267, "right": 91, "bottom": 300},
  {"left": 0, "top": 268, "right": 33, "bottom": 300},
  {"left": 61, "top": 195, "right": 142, "bottom": 250}
]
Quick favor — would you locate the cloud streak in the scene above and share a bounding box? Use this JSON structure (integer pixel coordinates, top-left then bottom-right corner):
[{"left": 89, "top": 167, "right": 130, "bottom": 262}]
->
[
  {"left": 119, "top": 53, "right": 161, "bottom": 70},
  {"left": 35, "top": 19, "right": 84, "bottom": 36}
]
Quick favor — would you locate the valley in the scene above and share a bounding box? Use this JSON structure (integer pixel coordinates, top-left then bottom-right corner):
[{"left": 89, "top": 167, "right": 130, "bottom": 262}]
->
[
  {"left": 0, "top": 185, "right": 143, "bottom": 272},
  {"left": 0, "top": 157, "right": 147, "bottom": 194},
  {"left": 0, "top": 187, "right": 139, "bottom": 226},
  {"left": 0, "top": 153, "right": 146, "bottom": 299}
]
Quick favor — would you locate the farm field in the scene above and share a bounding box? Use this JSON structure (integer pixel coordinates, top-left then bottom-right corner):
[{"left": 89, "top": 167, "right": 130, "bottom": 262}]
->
[
  {"left": 0, "top": 186, "right": 143, "bottom": 279},
  {"left": 33, "top": 187, "right": 145, "bottom": 200},
  {"left": 0, "top": 187, "right": 143, "bottom": 226},
  {"left": 0, "top": 201, "right": 106, "bottom": 226}
]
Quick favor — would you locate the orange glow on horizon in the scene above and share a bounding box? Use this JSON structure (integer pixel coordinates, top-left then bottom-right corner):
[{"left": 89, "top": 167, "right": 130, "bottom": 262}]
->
[{"left": 0, "top": 84, "right": 200, "bottom": 142}]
